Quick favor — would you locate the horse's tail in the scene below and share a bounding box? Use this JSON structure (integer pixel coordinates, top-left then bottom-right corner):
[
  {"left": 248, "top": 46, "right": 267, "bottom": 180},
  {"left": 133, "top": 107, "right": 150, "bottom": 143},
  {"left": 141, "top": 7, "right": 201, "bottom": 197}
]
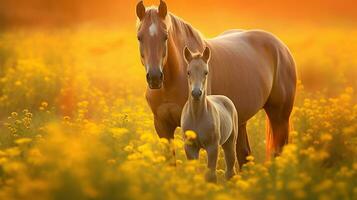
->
[{"left": 265, "top": 116, "right": 274, "bottom": 160}]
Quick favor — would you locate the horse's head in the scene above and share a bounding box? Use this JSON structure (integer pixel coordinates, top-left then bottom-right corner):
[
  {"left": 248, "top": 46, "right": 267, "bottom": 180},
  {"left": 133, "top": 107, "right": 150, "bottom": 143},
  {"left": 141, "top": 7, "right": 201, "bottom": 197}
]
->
[
  {"left": 184, "top": 46, "right": 211, "bottom": 101},
  {"left": 136, "top": 0, "right": 171, "bottom": 89}
]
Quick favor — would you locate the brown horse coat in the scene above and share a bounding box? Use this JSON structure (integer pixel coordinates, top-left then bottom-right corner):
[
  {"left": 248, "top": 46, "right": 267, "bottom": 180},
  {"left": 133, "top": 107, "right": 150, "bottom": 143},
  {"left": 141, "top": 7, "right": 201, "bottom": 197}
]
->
[{"left": 136, "top": 1, "right": 296, "bottom": 164}]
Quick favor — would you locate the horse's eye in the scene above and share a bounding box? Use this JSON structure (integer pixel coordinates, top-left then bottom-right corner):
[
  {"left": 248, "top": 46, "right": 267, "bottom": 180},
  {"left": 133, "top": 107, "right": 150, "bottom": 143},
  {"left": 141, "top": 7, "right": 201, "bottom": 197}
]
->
[
  {"left": 137, "top": 36, "right": 142, "bottom": 41},
  {"left": 187, "top": 71, "right": 191, "bottom": 76},
  {"left": 204, "top": 71, "right": 208, "bottom": 76},
  {"left": 163, "top": 34, "right": 168, "bottom": 41}
]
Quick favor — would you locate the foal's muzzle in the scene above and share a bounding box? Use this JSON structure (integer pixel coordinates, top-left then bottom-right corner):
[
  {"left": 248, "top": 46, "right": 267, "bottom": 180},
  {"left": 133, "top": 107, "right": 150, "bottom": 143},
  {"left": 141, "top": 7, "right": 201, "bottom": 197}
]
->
[
  {"left": 191, "top": 89, "right": 202, "bottom": 100},
  {"left": 146, "top": 70, "right": 163, "bottom": 89}
]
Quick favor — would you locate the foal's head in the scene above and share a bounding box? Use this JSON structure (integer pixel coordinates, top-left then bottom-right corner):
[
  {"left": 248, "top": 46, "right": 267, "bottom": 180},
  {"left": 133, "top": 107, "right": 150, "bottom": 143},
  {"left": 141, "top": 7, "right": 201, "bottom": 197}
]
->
[
  {"left": 136, "top": 0, "right": 171, "bottom": 89},
  {"left": 184, "top": 46, "right": 211, "bottom": 101}
]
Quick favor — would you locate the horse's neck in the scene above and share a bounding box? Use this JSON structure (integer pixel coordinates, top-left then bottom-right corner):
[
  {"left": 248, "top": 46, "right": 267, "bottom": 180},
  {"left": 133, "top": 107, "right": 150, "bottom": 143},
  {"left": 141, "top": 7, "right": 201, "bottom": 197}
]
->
[
  {"left": 162, "top": 36, "right": 185, "bottom": 91},
  {"left": 161, "top": 15, "right": 206, "bottom": 94}
]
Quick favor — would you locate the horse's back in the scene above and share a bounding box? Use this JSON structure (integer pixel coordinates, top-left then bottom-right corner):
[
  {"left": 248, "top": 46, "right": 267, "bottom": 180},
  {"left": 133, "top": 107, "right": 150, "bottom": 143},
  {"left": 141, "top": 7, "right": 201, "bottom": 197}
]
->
[
  {"left": 206, "top": 30, "right": 295, "bottom": 123},
  {"left": 217, "top": 29, "right": 245, "bottom": 37}
]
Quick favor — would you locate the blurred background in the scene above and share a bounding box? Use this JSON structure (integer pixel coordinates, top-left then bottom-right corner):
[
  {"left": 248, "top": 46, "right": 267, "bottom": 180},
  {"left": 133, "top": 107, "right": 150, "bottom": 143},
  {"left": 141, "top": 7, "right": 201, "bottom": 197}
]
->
[
  {"left": 1, "top": 0, "right": 357, "bottom": 27},
  {"left": 0, "top": 0, "right": 357, "bottom": 115}
]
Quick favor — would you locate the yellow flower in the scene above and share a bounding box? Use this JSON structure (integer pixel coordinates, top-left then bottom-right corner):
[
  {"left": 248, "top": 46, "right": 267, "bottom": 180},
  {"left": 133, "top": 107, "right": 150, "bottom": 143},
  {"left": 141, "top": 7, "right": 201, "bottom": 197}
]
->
[
  {"left": 320, "top": 133, "right": 332, "bottom": 142},
  {"left": 246, "top": 155, "right": 255, "bottom": 161},
  {"left": 41, "top": 101, "right": 48, "bottom": 108},
  {"left": 110, "top": 127, "right": 129, "bottom": 138},
  {"left": 5, "top": 147, "right": 20, "bottom": 157},
  {"left": 185, "top": 130, "right": 197, "bottom": 140},
  {"left": 236, "top": 180, "right": 249, "bottom": 190},
  {"left": 124, "top": 145, "right": 134, "bottom": 152},
  {"left": 15, "top": 138, "right": 32, "bottom": 145},
  {"left": 11, "top": 112, "right": 18, "bottom": 118}
]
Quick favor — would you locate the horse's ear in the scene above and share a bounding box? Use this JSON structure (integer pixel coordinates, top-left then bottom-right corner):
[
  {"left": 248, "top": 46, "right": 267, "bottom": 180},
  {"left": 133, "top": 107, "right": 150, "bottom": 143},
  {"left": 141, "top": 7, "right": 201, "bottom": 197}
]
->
[
  {"left": 183, "top": 46, "right": 193, "bottom": 63},
  {"left": 158, "top": 0, "right": 168, "bottom": 19},
  {"left": 136, "top": 1, "right": 146, "bottom": 21},
  {"left": 202, "top": 46, "right": 211, "bottom": 63}
]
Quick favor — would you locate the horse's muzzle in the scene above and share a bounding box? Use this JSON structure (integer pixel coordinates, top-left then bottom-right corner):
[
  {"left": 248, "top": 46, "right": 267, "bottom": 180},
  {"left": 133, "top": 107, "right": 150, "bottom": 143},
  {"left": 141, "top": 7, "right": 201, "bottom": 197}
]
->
[
  {"left": 146, "top": 71, "right": 163, "bottom": 89},
  {"left": 191, "top": 89, "right": 202, "bottom": 100}
]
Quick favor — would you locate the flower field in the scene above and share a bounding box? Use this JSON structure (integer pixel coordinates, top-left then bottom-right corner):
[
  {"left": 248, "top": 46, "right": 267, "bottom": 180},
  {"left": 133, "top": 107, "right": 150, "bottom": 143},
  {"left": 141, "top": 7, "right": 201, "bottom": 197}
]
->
[{"left": 0, "top": 26, "right": 356, "bottom": 200}]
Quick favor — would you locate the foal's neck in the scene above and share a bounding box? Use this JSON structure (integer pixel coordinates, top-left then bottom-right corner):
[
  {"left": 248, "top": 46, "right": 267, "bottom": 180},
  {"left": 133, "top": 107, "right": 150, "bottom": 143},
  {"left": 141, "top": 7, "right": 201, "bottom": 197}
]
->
[{"left": 188, "top": 93, "right": 208, "bottom": 119}]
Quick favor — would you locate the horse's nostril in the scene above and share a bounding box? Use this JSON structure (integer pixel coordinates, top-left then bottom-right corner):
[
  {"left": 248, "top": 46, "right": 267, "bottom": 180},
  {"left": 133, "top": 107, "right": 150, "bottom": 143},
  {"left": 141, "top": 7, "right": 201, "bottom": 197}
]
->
[{"left": 192, "top": 89, "right": 202, "bottom": 98}]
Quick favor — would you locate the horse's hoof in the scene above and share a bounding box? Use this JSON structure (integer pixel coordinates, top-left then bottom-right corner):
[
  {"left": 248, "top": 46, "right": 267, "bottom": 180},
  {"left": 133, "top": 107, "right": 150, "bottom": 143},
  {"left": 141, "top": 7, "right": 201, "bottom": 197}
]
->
[{"left": 205, "top": 171, "right": 217, "bottom": 183}]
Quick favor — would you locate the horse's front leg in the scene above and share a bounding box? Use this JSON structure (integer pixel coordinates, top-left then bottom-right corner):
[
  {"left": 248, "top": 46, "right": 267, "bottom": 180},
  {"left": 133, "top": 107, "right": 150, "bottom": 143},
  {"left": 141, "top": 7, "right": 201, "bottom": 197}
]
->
[
  {"left": 154, "top": 116, "right": 177, "bottom": 164},
  {"left": 205, "top": 144, "right": 219, "bottom": 183}
]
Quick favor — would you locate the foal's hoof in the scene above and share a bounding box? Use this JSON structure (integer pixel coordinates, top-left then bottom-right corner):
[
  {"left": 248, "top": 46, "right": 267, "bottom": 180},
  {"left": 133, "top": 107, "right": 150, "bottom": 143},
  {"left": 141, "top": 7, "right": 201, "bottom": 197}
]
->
[
  {"left": 225, "top": 170, "right": 236, "bottom": 180},
  {"left": 205, "top": 171, "right": 217, "bottom": 183}
]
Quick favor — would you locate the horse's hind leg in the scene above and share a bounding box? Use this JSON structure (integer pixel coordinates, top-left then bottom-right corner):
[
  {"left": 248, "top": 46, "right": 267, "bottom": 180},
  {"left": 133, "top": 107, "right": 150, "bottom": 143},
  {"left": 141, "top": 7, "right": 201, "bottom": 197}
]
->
[
  {"left": 236, "top": 123, "right": 251, "bottom": 169},
  {"left": 264, "top": 107, "right": 290, "bottom": 157},
  {"left": 222, "top": 132, "right": 237, "bottom": 180},
  {"left": 264, "top": 47, "right": 296, "bottom": 158},
  {"left": 264, "top": 83, "right": 295, "bottom": 158}
]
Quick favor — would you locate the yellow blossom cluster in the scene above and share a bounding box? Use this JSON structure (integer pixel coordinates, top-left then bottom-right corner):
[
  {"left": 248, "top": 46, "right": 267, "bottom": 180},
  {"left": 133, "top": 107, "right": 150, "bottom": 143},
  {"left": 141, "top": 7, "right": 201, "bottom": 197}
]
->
[{"left": 0, "top": 26, "right": 356, "bottom": 200}]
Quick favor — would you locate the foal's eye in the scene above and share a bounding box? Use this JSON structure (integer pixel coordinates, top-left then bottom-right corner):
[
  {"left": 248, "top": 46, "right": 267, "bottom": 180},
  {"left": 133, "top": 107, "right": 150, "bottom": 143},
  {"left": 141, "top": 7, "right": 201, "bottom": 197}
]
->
[
  {"left": 137, "top": 36, "right": 142, "bottom": 41},
  {"left": 204, "top": 71, "right": 208, "bottom": 76},
  {"left": 163, "top": 34, "right": 168, "bottom": 41},
  {"left": 187, "top": 71, "right": 191, "bottom": 76}
]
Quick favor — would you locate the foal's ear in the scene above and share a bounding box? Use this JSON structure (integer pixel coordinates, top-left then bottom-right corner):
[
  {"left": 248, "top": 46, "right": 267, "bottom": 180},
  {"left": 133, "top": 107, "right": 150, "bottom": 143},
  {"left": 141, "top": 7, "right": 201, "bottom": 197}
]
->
[
  {"left": 158, "top": 0, "right": 168, "bottom": 19},
  {"left": 183, "top": 46, "right": 193, "bottom": 63},
  {"left": 202, "top": 46, "right": 211, "bottom": 63},
  {"left": 136, "top": 1, "right": 146, "bottom": 21}
]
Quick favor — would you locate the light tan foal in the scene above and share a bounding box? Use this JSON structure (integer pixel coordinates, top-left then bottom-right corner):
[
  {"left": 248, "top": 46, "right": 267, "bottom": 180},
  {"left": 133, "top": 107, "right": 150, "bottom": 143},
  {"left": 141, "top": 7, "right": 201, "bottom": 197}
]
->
[{"left": 180, "top": 46, "right": 238, "bottom": 183}]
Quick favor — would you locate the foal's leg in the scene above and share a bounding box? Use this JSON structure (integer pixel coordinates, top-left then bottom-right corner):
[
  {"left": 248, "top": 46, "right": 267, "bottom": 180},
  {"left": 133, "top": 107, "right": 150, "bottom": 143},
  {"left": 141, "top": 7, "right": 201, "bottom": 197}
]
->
[
  {"left": 184, "top": 143, "right": 199, "bottom": 160},
  {"left": 222, "top": 132, "right": 237, "bottom": 180},
  {"left": 236, "top": 123, "right": 251, "bottom": 169},
  {"left": 205, "top": 144, "right": 219, "bottom": 183}
]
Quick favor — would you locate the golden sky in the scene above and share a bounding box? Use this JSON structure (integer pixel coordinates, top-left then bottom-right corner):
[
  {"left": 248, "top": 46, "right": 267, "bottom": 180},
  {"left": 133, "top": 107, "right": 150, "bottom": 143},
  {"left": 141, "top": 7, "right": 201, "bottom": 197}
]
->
[{"left": 1, "top": 0, "right": 356, "bottom": 27}]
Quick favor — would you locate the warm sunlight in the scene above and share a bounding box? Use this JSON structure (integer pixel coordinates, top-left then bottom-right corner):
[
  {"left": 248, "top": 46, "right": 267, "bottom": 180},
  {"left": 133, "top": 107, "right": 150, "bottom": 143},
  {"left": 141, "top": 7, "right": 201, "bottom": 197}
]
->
[{"left": 0, "top": 0, "right": 356, "bottom": 199}]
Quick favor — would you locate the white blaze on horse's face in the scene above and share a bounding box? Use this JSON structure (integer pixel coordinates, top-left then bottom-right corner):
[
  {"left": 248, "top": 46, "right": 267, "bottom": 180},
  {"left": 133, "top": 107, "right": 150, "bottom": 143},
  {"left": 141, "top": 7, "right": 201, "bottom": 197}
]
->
[
  {"left": 149, "top": 23, "right": 158, "bottom": 37},
  {"left": 136, "top": 16, "right": 169, "bottom": 89}
]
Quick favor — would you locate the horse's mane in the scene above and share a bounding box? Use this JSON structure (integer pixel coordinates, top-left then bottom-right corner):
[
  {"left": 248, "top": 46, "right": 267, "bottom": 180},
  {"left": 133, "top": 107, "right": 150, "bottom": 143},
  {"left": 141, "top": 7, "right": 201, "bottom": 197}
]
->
[
  {"left": 168, "top": 13, "right": 206, "bottom": 52},
  {"left": 138, "top": 7, "right": 206, "bottom": 53},
  {"left": 170, "top": 13, "right": 205, "bottom": 52}
]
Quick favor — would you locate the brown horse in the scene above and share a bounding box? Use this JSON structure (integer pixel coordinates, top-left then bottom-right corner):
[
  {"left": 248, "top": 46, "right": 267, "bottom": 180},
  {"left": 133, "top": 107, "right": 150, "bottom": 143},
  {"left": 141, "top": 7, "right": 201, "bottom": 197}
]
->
[{"left": 135, "top": 0, "right": 296, "bottom": 166}]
